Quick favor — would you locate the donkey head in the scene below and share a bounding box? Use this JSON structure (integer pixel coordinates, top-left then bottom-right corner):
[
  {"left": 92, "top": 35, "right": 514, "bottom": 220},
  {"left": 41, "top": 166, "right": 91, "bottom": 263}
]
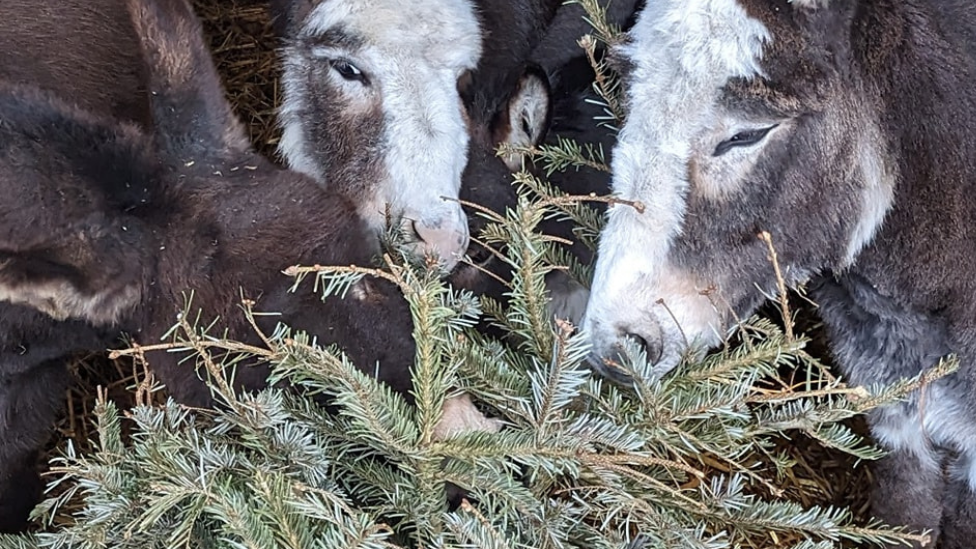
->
[
  {"left": 583, "top": 0, "right": 884, "bottom": 381},
  {"left": 272, "top": 0, "right": 483, "bottom": 272}
]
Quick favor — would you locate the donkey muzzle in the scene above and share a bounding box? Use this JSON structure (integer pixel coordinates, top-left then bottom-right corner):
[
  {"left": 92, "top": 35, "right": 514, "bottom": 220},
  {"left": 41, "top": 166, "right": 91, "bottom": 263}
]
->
[
  {"left": 586, "top": 323, "right": 666, "bottom": 386},
  {"left": 410, "top": 211, "right": 469, "bottom": 272}
]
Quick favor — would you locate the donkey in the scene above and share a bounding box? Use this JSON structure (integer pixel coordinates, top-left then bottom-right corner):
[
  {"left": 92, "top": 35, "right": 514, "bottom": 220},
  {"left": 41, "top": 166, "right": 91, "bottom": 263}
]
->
[
  {"left": 455, "top": 0, "right": 646, "bottom": 325},
  {"left": 533, "top": 54, "right": 618, "bottom": 324},
  {"left": 0, "top": 0, "right": 425, "bottom": 531},
  {"left": 270, "top": 0, "right": 484, "bottom": 272},
  {"left": 269, "top": 0, "right": 567, "bottom": 273},
  {"left": 448, "top": 64, "right": 552, "bottom": 302},
  {"left": 465, "top": 0, "right": 647, "bottom": 325},
  {"left": 581, "top": 0, "right": 976, "bottom": 546}
]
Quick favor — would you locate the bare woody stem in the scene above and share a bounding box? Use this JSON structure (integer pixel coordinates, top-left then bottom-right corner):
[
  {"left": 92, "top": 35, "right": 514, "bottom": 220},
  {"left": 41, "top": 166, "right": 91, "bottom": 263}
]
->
[
  {"left": 758, "top": 231, "right": 794, "bottom": 342},
  {"left": 540, "top": 193, "right": 645, "bottom": 214}
]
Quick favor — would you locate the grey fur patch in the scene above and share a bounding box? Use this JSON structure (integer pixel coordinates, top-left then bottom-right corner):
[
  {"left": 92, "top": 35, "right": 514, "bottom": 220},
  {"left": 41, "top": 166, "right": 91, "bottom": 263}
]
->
[{"left": 0, "top": 278, "right": 140, "bottom": 325}]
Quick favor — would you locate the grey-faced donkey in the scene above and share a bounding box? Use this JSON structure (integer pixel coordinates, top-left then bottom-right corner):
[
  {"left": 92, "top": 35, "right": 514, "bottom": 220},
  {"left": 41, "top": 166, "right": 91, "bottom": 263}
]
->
[{"left": 581, "top": 0, "right": 976, "bottom": 547}]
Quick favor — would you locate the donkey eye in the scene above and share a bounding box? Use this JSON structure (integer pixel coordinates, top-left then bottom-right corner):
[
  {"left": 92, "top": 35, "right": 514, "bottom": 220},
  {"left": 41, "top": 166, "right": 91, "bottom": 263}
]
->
[
  {"left": 330, "top": 60, "right": 366, "bottom": 83},
  {"left": 713, "top": 125, "right": 778, "bottom": 157}
]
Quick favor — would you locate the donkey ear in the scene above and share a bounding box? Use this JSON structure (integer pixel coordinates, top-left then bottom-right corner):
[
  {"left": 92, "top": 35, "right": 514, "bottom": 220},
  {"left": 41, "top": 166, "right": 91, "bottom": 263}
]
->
[
  {"left": 125, "top": 0, "right": 251, "bottom": 157},
  {"left": 493, "top": 65, "right": 553, "bottom": 171},
  {"left": 0, "top": 223, "right": 146, "bottom": 326}
]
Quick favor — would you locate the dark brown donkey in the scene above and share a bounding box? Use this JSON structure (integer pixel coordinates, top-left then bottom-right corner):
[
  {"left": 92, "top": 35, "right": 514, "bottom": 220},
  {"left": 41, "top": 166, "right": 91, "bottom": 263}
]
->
[
  {"left": 582, "top": 0, "right": 976, "bottom": 547},
  {"left": 0, "top": 0, "right": 419, "bottom": 532}
]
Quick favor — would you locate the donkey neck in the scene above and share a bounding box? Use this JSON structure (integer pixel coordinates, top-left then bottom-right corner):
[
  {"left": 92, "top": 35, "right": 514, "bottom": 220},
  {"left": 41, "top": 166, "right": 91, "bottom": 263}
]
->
[
  {"left": 140, "top": 155, "right": 376, "bottom": 331},
  {"left": 843, "top": 0, "right": 976, "bottom": 328}
]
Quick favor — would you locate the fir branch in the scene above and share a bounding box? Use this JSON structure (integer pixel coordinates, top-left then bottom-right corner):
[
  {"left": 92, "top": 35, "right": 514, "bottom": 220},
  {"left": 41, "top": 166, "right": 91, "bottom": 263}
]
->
[
  {"left": 444, "top": 500, "right": 514, "bottom": 549},
  {"left": 567, "top": 0, "right": 624, "bottom": 46},
  {"left": 529, "top": 324, "right": 590, "bottom": 438},
  {"left": 758, "top": 231, "right": 795, "bottom": 342},
  {"left": 497, "top": 138, "right": 609, "bottom": 176},
  {"left": 579, "top": 34, "right": 625, "bottom": 129}
]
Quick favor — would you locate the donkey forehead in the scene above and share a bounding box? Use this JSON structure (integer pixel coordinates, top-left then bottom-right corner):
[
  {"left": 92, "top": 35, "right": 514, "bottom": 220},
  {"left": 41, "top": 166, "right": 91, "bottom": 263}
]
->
[
  {"left": 605, "top": 0, "right": 772, "bottom": 199},
  {"left": 306, "top": 0, "right": 482, "bottom": 70},
  {"left": 618, "top": 0, "right": 845, "bottom": 106},
  {"left": 619, "top": 0, "right": 770, "bottom": 94}
]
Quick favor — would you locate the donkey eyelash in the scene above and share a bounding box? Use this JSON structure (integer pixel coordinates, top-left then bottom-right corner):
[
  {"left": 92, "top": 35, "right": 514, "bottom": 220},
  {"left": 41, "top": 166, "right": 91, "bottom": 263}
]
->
[
  {"left": 329, "top": 59, "right": 367, "bottom": 83},
  {"left": 308, "top": 47, "right": 368, "bottom": 84},
  {"left": 712, "top": 124, "right": 778, "bottom": 157}
]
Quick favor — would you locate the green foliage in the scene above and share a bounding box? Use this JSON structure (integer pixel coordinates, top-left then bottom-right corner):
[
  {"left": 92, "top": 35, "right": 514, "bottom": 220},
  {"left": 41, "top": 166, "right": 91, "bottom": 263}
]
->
[
  {"left": 0, "top": 4, "right": 952, "bottom": 549},
  {"left": 1, "top": 164, "right": 950, "bottom": 548}
]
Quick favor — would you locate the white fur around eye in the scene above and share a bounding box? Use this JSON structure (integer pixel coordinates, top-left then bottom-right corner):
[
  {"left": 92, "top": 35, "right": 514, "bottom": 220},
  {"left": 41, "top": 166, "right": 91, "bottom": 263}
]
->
[
  {"left": 714, "top": 124, "right": 778, "bottom": 153},
  {"left": 689, "top": 120, "right": 785, "bottom": 200},
  {"left": 310, "top": 46, "right": 339, "bottom": 59},
  {"left": 308, "top": 48, "right": 367, "bottom": 80},
  {"left": 789, "top": 0, "right": 831, "bottom": 9}
]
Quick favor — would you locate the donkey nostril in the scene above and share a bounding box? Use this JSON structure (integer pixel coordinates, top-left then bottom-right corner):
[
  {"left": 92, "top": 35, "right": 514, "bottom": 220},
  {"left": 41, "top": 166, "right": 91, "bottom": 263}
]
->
[
  {"left": 411, "top": 218, "right": 469, "bottom": 270},
  {"left": 409, "top": 220, "right": 423, "bottom": 240},
  {"left": 626, "top": 332, "right": 663, "bottom": 364}
]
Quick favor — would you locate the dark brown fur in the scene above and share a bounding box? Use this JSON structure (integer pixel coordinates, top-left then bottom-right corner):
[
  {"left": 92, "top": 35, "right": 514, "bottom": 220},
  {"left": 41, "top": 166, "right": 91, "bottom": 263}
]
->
[
  {"left": 598, "top": 0, "right": 976, "bottom": 546},
  {"left": 0, "top": 0, "right": 415, "bottom": 532},
  {"left": 0, "top": 0, "right": 151, "bottom": 126},
  {"left": 465, "top": 0, "right": 562, "bottom": 106}
]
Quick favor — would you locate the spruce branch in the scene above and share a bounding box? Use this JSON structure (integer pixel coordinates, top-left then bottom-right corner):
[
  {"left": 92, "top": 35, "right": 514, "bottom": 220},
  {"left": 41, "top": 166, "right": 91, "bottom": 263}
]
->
[
  {"left": 579, "top": 34, "right": 625, "bottom": 129},
  {"left": 497, "top": 138, "right": 610, "bottom": 176}
]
